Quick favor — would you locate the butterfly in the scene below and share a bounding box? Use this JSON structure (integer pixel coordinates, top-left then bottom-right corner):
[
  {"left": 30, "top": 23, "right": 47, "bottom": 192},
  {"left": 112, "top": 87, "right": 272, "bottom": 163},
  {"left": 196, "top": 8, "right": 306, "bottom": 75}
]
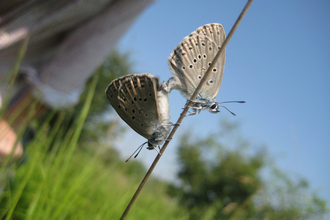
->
[
  {"left": 165, "top": 23, "right": 243, "bottom": 114},
  {"left": 105, "top": 73, "right": 171, "bottom": 158}
]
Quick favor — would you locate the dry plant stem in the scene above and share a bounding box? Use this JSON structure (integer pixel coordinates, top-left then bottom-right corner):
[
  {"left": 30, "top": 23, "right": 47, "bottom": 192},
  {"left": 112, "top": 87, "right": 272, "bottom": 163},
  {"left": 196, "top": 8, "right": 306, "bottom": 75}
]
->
[{"left": 119, "top": 1, "right": 254, "bottom": 219}]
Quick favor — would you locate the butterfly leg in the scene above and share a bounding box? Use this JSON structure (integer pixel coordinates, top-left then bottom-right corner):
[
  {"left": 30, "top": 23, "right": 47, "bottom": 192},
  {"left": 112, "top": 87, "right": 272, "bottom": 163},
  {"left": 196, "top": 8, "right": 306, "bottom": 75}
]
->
[
  {"left": 184, "top": 103, "right": 203, "bottom": 116},
  {"left": 152, "top": 146, "right": 162, "bottom": 155},
  {"left": 187, "top": 108, "right": 202, "bottom": 116},
  {"left": 165, "top": 122, "right": 180, "bottom": 127}
]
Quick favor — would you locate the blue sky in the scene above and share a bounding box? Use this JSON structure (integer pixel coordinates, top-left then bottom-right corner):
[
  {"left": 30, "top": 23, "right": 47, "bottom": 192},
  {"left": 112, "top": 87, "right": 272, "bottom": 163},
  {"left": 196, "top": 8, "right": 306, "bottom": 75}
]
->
[{"left": 115, "top": 0, "right": 330, "bottom": 208}]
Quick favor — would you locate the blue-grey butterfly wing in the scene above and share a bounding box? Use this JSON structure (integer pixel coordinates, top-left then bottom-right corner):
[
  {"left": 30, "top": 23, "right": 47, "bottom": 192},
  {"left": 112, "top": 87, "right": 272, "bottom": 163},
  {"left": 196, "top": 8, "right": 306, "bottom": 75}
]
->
[
  {"left": 168, "top": 23, "right": 225, "bottom": 100},
  {"left": 190, "top": 23, "right": 226, "bottom": 52},
  {"left": 105, "top": 73, "right": 161, "bottom": 139},
  {"left": 192, "top": 24, "right": 226, "bottom": 98},
  {"left": 168, "top": 34, "right": 222, "bottom": 100}
]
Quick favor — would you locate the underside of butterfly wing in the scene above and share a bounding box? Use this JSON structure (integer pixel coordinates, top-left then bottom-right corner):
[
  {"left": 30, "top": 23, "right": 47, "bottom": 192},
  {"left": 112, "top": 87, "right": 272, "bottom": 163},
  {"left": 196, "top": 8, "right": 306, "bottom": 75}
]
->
[
  {"left": 106, "top": 73, "right": 161, "bottom": 139},
  {"left": 105, "top": 75, "right": 124, "bottom": 115},
  {"left": 190, "top": 23, "right": 226, "bottom": 51},
  {"left": 168, "top": 34, "right": 224, "bottom": 100}
]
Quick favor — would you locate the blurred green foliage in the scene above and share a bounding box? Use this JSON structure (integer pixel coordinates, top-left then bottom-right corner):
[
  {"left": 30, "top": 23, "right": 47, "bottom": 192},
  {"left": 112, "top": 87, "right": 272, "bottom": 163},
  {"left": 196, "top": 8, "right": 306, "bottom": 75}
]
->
[{"left": 168, "top": 120, "right": 327, "bottom": 219}]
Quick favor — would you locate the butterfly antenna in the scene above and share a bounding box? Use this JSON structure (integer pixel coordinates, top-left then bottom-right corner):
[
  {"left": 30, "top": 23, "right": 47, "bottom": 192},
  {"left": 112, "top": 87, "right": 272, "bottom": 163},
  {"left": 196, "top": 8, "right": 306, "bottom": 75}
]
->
[
  {"left": 125, "top": 142, "right": 148, "bottom": 162},
  {"left": 218, "top": 101, "right": 245, "bottom": 116},
  {"left": 219, "top": 101, "right": 246, "bottom": 104}
]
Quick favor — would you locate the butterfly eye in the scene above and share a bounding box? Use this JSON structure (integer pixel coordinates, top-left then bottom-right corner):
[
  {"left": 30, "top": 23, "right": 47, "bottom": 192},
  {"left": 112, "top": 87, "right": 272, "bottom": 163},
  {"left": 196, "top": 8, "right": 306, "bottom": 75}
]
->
[{"left": 209, "top": 103, "right": 219, "bottom": 113}]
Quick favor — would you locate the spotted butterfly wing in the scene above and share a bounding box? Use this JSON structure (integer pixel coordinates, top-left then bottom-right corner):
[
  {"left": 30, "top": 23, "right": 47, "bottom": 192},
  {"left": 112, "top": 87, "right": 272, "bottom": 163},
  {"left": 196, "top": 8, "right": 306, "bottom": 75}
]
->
[
  {"left": 190, "top": 23, "right": 226, "bottom": 53},
  {"left": 105, "top": 73, "right": 170, "bottom": 147},
  {"left": 166, "top": 23, "right": 226, "bottom": 113},
  {"left": 170, "top": 34, "right": 223, "bottom": 99}
]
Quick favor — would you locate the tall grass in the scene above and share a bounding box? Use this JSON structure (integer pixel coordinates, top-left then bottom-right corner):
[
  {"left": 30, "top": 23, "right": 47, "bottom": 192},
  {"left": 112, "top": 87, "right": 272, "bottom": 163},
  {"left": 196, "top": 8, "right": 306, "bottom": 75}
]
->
[{"left": 0, "top": 72, "right": 188, "bottom": 220}]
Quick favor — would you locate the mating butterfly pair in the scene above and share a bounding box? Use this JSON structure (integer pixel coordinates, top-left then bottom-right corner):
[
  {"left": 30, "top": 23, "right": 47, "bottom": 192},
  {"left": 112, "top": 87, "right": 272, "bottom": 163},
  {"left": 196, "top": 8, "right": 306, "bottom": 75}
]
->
[{"left": 105, "top": 23, "right": 238, "bottom": 153}]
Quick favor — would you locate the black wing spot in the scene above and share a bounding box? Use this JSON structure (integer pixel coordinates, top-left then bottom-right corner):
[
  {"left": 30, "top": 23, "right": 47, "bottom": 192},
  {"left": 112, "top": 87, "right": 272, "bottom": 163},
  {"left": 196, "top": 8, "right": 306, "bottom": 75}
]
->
[
  {"left": 132, "top": 109, "right": 136, "bottom": 113},
  {"left": 149, "top": 93, "right": 152, "bottom": 97},
  {"left": 212, "top": 68, "right": 217, "bottom": 72},
  {"left": 209, "top": 46, "right": 212, "bottom": 51},
  {"left": 198, "top": 75, "right": 202, "bottom": 79},
  {"left": 202, "top": 42, "right": 205, "bottom": 46},
  {"left": 193, "top": 58, "right": 197, "bottom": 63},
  {"left": 141, "top": 123, "right": 144, "bottom": 127},
  {"left": 131, "top": 101, "right": 134, "bottom": 104},
  {"left": 132, "top": 116, "right": 135, "bottom": 120},
  {"left": 144, "top": 98, "right": 147, "bottom": 102},
  {"left": 198, "top": 54, "right": 202, "bottom": 59},
  {"left": 209, "top": 80, "right": 214, "bottom": 84},
  {"left": 134, "top": 97, "right": 137, "bottom": 101},
  {"left": 125, "top": 107, "right": 127, "bottom": 112},
  {"left": 203, "top": 54, "right": 207, "bottom": 58},
  {"left": 139, "top": 98, "right": 142, "bottom": 101},
  {"left": 182, "top": 66, "right": 186, "bottom": 70},
  {"left": 189, "top": 64, "right": 193, "bottom": 69},
  {"left": 118, "top": 105, "right": 121, "bottom": 108}
]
